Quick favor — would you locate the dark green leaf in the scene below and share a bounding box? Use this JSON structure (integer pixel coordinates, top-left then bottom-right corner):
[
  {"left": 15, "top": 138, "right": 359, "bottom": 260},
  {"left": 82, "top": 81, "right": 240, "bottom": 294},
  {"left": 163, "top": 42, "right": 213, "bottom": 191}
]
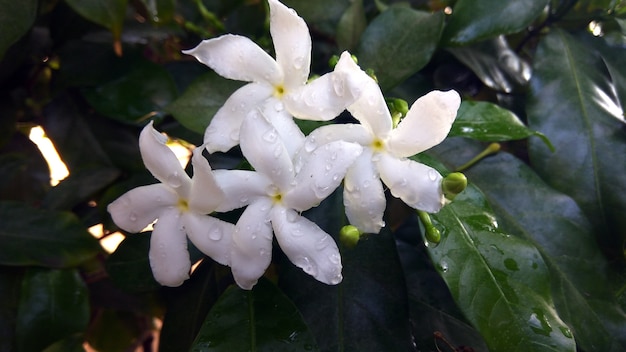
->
[
  {"left": 105, "top": 232, "right": 159, "bottom": 293},
  {"left": 165, "top": 72, "right": 243, "bottom": 135},
  {"left": 0, "top": 133, "right": 50, "bottom": 202},
  {"left": 336, "top": 0, "right": 366, "bottom": 51},
  {"left": 447, "top": 37, "right": 531, "bottom": 93},
  {"left": 16, "top": 268, "right": 90, "bottom": 352},
  {"left": 0, "top": 201, "right": 101, "bottom": 267},
  {"left": 42, "top": 334, "right": 86, "bottom": 352},
  {"left": 426, "top": 185, "right": 575, "bottom": 351},
  {"left": 85, "top": 309, "right": 144, "bottom": 352},
  {"left": 42, "top": 166, "right": 120, "bottom": 210},
  {"left": 82, "top": 60, "right": 178, "bottom": 125},
  {"left": 443, "top": 0, "right": 549, "bottom": 45},
  {"left": 190, "top": 278, "right": 318, "bottom": 352},
  {"left": 0, "top": 267, "right": 23, "bottom": 352},
  {"left": 140, "top": 0, "right": 175, "bottom": 24},
  {"left": 430, "top": 138, "right": 626, "bottom": 351},
  {"left": 0, "top": 0, "right": 37, "bottom": 60},
  {"left": 278, "top": 190, "right": 414, "bottom": 351},
  {"left": 527, "top": 30, "right": 626, "bottom": 255},
  {"left": 356, "top": 8, "right": 444, "bottom": 90},
  {"left": 281, "top": 0, "right": 350, "bottom": 23},
  {"left": 65, "top": 0, "right": 127, "bottom": 37},
  {"left": 450, "top": 100, "right": 553, "bottom": 149}
]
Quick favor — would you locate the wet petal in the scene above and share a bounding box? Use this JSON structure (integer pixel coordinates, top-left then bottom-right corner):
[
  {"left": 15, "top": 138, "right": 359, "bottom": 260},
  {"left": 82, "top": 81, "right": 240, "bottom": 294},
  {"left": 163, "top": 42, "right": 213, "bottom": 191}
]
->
[
  {"left": 183, "top": 35, "right": 283, "bottom": 85},
  {"left": 388, "top": 90, "right": 461, "bottom": 157},
  {"left": 239, "top": 109, "right": 294, "bottom": 190},
  {"left": 107, "top": 184, "right": 178, "bottom": 233},
  {"left": 188, "top": 149, "right": 225, "bottom": 213},
  {"left": 230, "top": 198, "right": 274, "bottom": 290},
  {"left": 271, "top": 205, "right": 342, "bottom": 285},
  {"left": 183, "top": 212, "right": 234, "bottom": 266},
  {"left": 343, "top": 150, "right": 386, "bottom": 234},
  {"left": 213, "top": 170, "right": 271, "bottom": 212},
  {"left": 268, "top": 0, "right": 311, "bottom": 89},
  {"left": 376, "top": 153, "right": 445, "bottom": 213},
  {"left": 149, "top": 207, "right": 190, "bottom": 287},
  {"left": 261, "top": 103, "right": 305, "bottom": 157},
  {"left": 139, "top": 121, "right": 191, "bottom": 193},
  {"left": 283, "top": 71, "right": 355, "bottom": 121},
  {"left": 203, "top": 83, "right": 273, "bottom": 153},
  {"left": 285, "top": 140, "right": 362, "bottom": 212}
]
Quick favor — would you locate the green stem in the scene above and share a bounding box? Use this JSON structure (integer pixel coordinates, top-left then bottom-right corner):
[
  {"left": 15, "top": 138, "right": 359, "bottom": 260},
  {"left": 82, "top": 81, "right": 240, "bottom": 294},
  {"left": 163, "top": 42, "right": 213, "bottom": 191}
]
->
[{"left": 455, "top": 143, "right": 500, "bottom": 172}]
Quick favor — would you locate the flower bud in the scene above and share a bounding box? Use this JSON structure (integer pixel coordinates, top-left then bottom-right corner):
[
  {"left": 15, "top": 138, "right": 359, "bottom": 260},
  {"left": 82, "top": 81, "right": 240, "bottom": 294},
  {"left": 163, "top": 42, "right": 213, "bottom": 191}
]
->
[
  {"left": 442, "top": 172, "right": 467, "bottom": 200},
  {"left": 340, "top": 225, "right": 361, "bottom": 248}
]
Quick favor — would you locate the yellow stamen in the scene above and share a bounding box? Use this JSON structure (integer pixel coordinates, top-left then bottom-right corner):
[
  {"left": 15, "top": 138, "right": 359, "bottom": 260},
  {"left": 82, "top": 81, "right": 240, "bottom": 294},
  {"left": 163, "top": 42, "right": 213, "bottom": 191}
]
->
[
  {"left": 273, "top": 85, "right": 285, "bottom": 98},
  {"left": 371, "top": 138, "right": 385, "bottom": 152},
  {"left": 272, "top": 193, "right": 283, "bottom": 204},
  {"left": 177, "top": 198, "right": 189, "bottom": 212}
]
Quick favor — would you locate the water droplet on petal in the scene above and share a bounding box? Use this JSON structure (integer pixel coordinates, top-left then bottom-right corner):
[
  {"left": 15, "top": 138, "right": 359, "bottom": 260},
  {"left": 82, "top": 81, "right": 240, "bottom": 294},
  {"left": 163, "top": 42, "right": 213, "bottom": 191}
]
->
[
  {"left": 329, "top": 253, "right": 341, "bottom": 265},
  {"left": 295, "top": 256, "right": 318, "bottom": 276},
  {"left": 229, "top": 129, "right": 239, "bottom": 141},
  {"left": 273, "top": 145, "right": 283, "bottom": 158},
  {"left": 167, "top": 172, "right": 183, "bottom": 188},
  {"left": 293, "top": 56, "right": 305, "bottom": 70},
  {"left": 286, "top": 211, "right": 298, "bottom": 223},
  {"left": 274, "top": 101, "right": 284, "bottom": 111},
  {"left": 329, "top": 273, "right": 342, "bottom": 285},
  {"left": 304, "top": 136, "right": 317, "bottom": 153},
  {"left": 209, "top": 227, "right": 222, "bottom": 241},
  {"left": 315, "top": 236, "right": 330, "bottom": 250},
  {"left": 428, "top": 169, "right": 439, "bottom": 181},
  {"left": 263, "top": 130, "right": 278, "bottom": 143},
  {"left": 331, "top": 75, "right": 345, "bottom": 96},
  {"left": 129, "top": 212, "right": 138, "bottom": 222}
]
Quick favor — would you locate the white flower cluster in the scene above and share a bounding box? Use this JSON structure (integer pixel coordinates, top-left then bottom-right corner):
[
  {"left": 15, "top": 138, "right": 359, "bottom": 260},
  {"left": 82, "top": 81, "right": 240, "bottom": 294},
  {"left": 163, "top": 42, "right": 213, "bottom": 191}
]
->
[{"left": 108, "top": 0, "right": 461, "bottom": 290}]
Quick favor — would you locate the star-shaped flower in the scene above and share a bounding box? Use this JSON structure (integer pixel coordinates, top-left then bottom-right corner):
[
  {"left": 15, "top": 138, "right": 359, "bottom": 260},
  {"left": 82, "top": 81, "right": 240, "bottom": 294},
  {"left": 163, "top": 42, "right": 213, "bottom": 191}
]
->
[
  {"left": 297, "top": 59, "right": 461, "bottom": 233},
  {"left": 212, "top": 109, "right": 363, "bottom": 289},
  {"left": 183, "top": 0, "right": 360, "bottom": 156},
  {"left": 107, "top": 122, "right": 234, "bottom": 287}
]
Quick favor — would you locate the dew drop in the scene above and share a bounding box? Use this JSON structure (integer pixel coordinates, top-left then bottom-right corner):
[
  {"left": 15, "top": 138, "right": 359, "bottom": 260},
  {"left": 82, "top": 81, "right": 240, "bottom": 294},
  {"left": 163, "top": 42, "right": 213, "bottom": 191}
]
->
[
  {"left": 293, "top": 56, "right": 305, "bottom": 69},
  {"left": 229, "top": 129, "right": 239, "bottom": 141},
  {"left": 304, "top": 136, "right": 317, "bottom": 152},
  {"left": 274, "top": 101, "right": 284, "bottom": 111},
  {"left": 167, "top": 172, "right": 183, "bottom": 188},
  {"left": 208, "top": 227, "right": 222, "bottom": 241},
  {"left": 329, "top": 273, "right": 342, "bottom": 285},
  {"left": 296, "top": 256, "right": 318, "bottom": 276},
  {"left": 329, "top": 253, "right": 341, "bottom": 264},
  {"left": 315, "top": 236, "right": 330, "bottom": 250},
  {"left": 263, "top": 130, "right": 278, "bottom": 143},
  {"left": 129, "top": 212, "right": 138, "bottom": 222},
  {"left": 273, "top": 145, "right": 283, "bottom": 158},
  {"left": 439, "top": 260, "right": 449, "bottom": 273},
  {"left": 325, "top": 163, "right": 332, "bottom": 171},
  {"left": 331, "top": 76, "right": 345, "bottom": 96},
  {"left": 428, "top": 169, "right": 439, "bottom": 181}
]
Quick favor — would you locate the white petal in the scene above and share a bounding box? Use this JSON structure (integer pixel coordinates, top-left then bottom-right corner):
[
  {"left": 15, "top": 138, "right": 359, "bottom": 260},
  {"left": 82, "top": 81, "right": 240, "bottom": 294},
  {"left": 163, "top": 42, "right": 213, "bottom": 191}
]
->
[
  {"left": 213, "top": 170, "right": 271, "bottom": 212},
  {"left": 107, "top": 184, "right": 178, "bottom": 233},
  {"left": 183, "top": 35, "right": 282, "bottom": 85},
  {"left": 376, "top": 153, "right": 445, "bottom": 213},
  {"left": 283, "top": 72, "right": 354, "bottom": 121},
  {"left": 149, "top": 207, "right": 190, "bottom": 287},
  {"left": 335, "top": 52, "right": 392, "bottom": 137},
  {"left": 188, "top": 149, "right": 225, "bottom": 214},
  {"left": 271, "top": 205, "right": 342, "bottom": 285},
  {"left": 285, "top": 140, "right": 362, "bottom": 211},
  {"left": 388, "top": 90, "right": 461, "bottom": 157},
  {"left": 268, "top": 0, "right": 311, "bottom": 89},
  {"left": 139, "top": 121, "right": 191, "bottom": 193},
  {"left": 261, "top": 103, "right": 305, "bottom": 157},
  {"left": 203, "top": 83, "right": 273, "bottom": 153},
  {"left": 343, "top": 150, "right": 386, "bottom": 234},
  {"left": 239, "top": 109, "right": 294, "bottom": 191},
  {"left": 230, "top": 198, "right": 274, "bottom": 290},
  {"left": 183, "top": 212, "right": 234, "bottom": 266}
]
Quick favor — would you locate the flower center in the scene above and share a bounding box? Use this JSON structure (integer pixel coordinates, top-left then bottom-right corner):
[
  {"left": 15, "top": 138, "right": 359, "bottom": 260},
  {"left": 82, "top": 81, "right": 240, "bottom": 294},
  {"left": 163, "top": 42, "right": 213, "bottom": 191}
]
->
[
  {"left": 273, "top": 84, "right": 285, "bottom": 98},
  {"left": 371, "top": 138, "right": 386, "bottom": 152},
  {"left": 271, "top": 193, "right": 283, "bottom": 204},
  {"left": 177, "top": 198, "right": 189, "bottom": 212}
]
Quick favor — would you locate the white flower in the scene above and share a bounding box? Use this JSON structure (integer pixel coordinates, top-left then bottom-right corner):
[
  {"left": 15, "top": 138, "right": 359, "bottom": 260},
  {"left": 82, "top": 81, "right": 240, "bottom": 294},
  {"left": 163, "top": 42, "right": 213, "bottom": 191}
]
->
[
  {"left": 213, "top": 109, "right": 363, "bottom": 289},
  {"left": 297, "top": 59, "right": 461, "bottom": 234},
  {"left": 107, "top": 122, "right": 234, "bottom": 287},
  {"left": 182, "top": 0, "right": 360, "bottom": 156}
]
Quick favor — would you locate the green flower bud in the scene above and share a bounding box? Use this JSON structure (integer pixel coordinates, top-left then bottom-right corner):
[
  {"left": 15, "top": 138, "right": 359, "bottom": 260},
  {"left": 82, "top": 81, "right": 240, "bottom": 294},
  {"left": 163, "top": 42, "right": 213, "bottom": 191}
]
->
[
  {"left": 340, "top": 225, "right": 361, "bottom": 248},
  {"left": 365, "top": 68, "right": 378, "bottom": 83},
  {"left": 417, "top": 210, "right": 441, "bottom": 245},
  {"left": 442, "top": 172, "right": 467, "bottom": 200}
]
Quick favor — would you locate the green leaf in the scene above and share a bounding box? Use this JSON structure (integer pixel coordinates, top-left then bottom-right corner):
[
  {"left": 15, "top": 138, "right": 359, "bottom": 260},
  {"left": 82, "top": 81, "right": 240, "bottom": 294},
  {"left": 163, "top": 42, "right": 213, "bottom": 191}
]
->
[
  {"left": 527, "top": 30, "right": 626, "bottom": 255},
  {"left": 42, "top": 166, "right": 120, "bottom": 210},
  {"left": 426, "top": 184, "right": 575, "bottom": 351},
  {"left": 430, "top": 138, "right": 626, "bottom": 351},
  {"left": 443, "top": 0, "right": 549, "bottom": 45},
  {"left": 278, "top": 190, "right": 415, "bottom": 351},
  {"left": 356, "top": 8, "right": 444, "bottom": 90},
  {"left": 82, "top": 60, "right": 178, "bottom": 125},
  {"left": 85, "top": 309, "right": 144, "bottom": 352},
  {"left": 105, "top": 232, "right": 159, "bottom": 293},
  {"left": 0, "top": 267, "right": 22, "bottom": 352},
  {"left": 336, "top": 0, "right": 366, "bottom": 51},
  {"left": 281, "top": 0, "right": 350, "bottom": 23},
  {"left": 0, "top": 133, "right": 50, "bottom": 203},
  {"left": 447, "top": 37, "right": 531, "bottom": 93},
  {"left": 190, "top": 278, "right": 318, "bottom": 352},
  {"left": 0, "top": 201, "right": 101, "bottom": 267},
  {"left": 140, "top": 0, "right": 175, "bottom": 24},
  {"left": 65, "top": 0, "right": 127, "bottom": 37},
  {"left": 16, "top": 268, "right": 90, "bottom": 352},
  {"left": 165, "top": 72, "right": 243, "bottom": 135},
  {"left": 0, "top": 0, "right": 37, "bottom": 60},
  {"left": 42, "top": 334, "right": 86, "bottom": 352},
  {"left": 450, "top": 100, "right": 553, "bottom": 149}
]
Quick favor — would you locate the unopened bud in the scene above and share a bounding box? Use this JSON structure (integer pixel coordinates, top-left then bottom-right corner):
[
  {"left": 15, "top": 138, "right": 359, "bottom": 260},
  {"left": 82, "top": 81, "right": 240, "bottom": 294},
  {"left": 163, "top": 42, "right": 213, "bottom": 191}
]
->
[
  {"left": 365, "top": 68, "right": 378, "bottom": 83},
  {"left": 328, "top": 55, "right": 339, "bottom": 68},
  {"left": 340, "top": 225, "right": 361, "bottom": 248},
  {"left": 417, "top": 210, "right": 441, "bottom": 245},
  {"left": 442, "top": 172, "right": 467, "bottom": 200}
]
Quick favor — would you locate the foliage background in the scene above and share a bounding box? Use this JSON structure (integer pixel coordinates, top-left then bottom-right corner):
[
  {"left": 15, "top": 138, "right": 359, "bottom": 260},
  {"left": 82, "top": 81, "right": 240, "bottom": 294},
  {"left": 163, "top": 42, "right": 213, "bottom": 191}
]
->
[{"left": 1, "top": 0, "right": 625, "bottom": 351}]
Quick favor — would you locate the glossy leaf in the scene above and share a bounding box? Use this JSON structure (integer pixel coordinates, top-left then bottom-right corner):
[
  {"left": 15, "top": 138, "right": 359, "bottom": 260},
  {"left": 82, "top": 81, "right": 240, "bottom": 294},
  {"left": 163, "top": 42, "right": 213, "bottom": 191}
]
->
[
  {"left": 430, "top": 138, "right": 626, "bottom": 351},
  {"left": 527, "top": 30, "right": 626, "bottom": 253},
  {"left": 426, "top": 185, "right": 575, "bottom": 351},
  {"left": 278, "top": 190, "right": 415, "bottom": 351},
  {"left": 42, "top": 166, "right": 120, "bottom": 210},
  {"left": 0, "top": 267, "right": 22, "bottom": 352},
  {"left": 0, "top": 133, "right": 50, "bottom": 203},
  {"left": 450, "top": 100, "right": 552, "bottom": 148},
  {"left": 165, "top": 72, "right": 243, "bottom": 134},
  {"left": 82, "top": 60, "right": 178, "bottom": 125},
  {"left": 336, "top": 0, "right": 366, "bottom": 51},
  {"left": 356, "top": 8, "right": 444, "bottom": 90},
  {"left": 16, "top": 268, "right": 90, "bottom": 352},
  {"left": 190, "top": 278, "right": 318, "bottom": 351},
  {"left": 443, "top": 0, "right": 549, "bottom": 45},
  {"left": 282, "top": 0, "right": 349, "bottom": 23},
  {"left": 0, "top": 0, "right": 37, "bottom": 60},
  {"left": 105, "top": 232, "right": 159, "bottom": 293},
  {"left": 0, "top": 201, "right": 101, "bottom": 267},
  {"left": 65, "top": 0, "right": 127, "bottom": 37}
]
